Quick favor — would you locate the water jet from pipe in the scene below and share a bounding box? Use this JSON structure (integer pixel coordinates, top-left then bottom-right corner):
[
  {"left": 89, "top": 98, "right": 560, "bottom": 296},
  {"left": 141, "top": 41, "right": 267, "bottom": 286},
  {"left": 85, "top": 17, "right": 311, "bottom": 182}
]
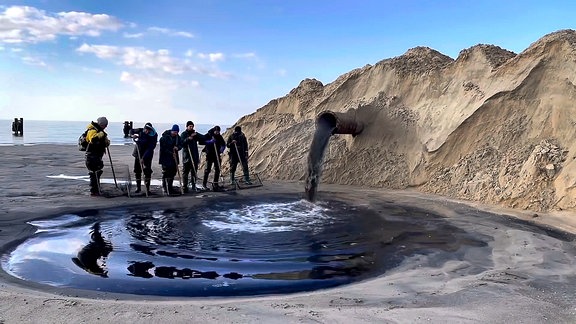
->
[{"left": 305, "top": 110, "right": 364, "bottom": 201}]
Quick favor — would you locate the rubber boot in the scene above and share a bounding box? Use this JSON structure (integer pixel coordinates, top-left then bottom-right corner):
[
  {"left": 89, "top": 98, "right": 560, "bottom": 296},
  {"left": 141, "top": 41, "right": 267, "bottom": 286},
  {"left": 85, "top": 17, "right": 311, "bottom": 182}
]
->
[
  {"left": 89, "top": 171, "right": 99, "bottom": 196},
  {"left": 135, "top": 179, "right": 142, "bottom": 193},
  {"left": 144, "top": 178, "right": 151, "bottom": 195},
  {"left": 167, "top": 178, "right": 177, "bottom": 196},
  {"left": 96, "top": 170, "right": 103, "bottom": 193},
  {"left": 182, "top": 173, "right": 189, "bottom": 193},
  {"left": 244, "top": 174, "right": 252, "bottom": 185}
]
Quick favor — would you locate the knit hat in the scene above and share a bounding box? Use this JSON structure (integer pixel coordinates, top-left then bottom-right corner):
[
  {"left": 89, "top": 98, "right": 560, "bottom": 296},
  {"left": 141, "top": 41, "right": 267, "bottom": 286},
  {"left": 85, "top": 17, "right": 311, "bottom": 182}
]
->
[
  {"left": 97, "top": 117, "right": 108, "bottom": 127},
  {"left": 234, "top": 126, "right": 242, "bottom": 133},
  {"left": 171, "top": 124, "right": 180, "bottom": 132},
  {"left": 213, "top": 125, "right": 221, "bottom": 132},
  {"left": 144, "top": 122, "right": 153, "bottom": 130},
  {"left": 186, "top": 121, "right": 194, "bottom": 127}
]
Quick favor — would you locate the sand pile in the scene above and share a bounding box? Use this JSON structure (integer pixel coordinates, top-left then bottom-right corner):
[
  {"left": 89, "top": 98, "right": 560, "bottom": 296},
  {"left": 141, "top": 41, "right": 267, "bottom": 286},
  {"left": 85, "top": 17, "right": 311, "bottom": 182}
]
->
[{"left": 223, "top": 29, "right": 576, "bottom": 213}]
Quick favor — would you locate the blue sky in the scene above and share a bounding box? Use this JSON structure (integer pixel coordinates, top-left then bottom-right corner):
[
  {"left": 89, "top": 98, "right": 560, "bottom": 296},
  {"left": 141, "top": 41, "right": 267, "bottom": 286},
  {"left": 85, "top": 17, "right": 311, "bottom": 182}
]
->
[{"left": 0, "top": 0, "right": 575, "bottom": 125}]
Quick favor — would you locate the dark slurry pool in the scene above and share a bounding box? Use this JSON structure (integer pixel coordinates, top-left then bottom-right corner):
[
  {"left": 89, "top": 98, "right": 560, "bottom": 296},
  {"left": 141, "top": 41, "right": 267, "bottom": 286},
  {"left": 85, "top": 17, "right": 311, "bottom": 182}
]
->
[{"left": 1, "top": 196, "right": 486, "bottom": 297}]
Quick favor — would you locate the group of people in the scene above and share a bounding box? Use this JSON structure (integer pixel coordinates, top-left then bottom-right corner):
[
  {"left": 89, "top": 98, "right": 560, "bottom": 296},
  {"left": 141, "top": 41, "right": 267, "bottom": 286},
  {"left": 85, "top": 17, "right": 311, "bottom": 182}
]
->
[{"left": 83, "top": 117, "right": 252, "bottom": 196}]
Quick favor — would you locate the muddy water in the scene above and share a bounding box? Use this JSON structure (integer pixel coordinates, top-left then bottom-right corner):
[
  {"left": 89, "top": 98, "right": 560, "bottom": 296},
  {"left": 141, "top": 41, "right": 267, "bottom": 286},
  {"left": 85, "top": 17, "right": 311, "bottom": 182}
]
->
[{"left": 305, "top": 118, "right": 335, "bottom": 201}]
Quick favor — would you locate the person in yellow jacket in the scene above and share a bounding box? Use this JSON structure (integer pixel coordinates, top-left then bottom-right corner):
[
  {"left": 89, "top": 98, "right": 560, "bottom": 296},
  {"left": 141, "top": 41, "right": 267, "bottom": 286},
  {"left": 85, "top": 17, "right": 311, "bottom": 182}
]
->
[{"left": 84, "top": 117, "right": 110, "bottom": 196}]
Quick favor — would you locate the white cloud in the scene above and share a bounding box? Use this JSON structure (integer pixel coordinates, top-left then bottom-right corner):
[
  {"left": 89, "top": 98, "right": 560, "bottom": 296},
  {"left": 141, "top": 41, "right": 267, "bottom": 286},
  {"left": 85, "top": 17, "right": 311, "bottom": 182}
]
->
[
  {"left": 21, "top": 56, "right": 47, "bottom": 67},
  {"left": 0, "top": 5, "right": 123, "bottom": 44},
  {"left": 77, "top": 43, "right": 121, "bottom": 59},
  {"left": 78, "top": 44, "right": 185, "bottom": 73},
  {"left": 148, "top": 26, "right": 169, "bottom": 34},
  {"left": 120, "top": 71, "right": 199, "bottom": 90},
  {"left": 174, "top": 31, "right": 194, "bottom": 38},
  {"left": 185, "top": 49, "right": 194, "bottom": 57},
  {"left": 77, "top": 43, "right": 231, "bottom": 79},
  {"left": 123, "top": 32, "right": 144, "bottom": 39},
  {"left": 148, "top": 26, "right": 193, "bottom": 38},
  {"left": 197, "top": 52, "right": 225, "bottom": 62}
]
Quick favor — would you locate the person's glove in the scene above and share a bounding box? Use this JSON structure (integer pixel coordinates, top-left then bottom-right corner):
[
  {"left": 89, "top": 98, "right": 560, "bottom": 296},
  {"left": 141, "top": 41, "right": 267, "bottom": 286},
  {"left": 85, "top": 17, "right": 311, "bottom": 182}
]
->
[{"left": 219, "top": 146, "right": 225, "bottom": 154}]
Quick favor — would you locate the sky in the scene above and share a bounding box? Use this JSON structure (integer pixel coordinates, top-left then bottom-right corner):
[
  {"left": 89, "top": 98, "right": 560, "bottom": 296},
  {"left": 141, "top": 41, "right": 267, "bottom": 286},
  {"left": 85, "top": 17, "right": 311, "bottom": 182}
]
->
[{"left": 0, "top": 0, "right": 575, "bottom": 125}]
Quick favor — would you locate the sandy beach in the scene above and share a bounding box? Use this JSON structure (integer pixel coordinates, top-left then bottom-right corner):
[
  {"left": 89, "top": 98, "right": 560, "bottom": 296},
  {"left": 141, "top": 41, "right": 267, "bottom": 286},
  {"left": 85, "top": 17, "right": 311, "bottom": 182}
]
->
[{"left": 0, "top": 144, "right": 575, "bottom": 323}]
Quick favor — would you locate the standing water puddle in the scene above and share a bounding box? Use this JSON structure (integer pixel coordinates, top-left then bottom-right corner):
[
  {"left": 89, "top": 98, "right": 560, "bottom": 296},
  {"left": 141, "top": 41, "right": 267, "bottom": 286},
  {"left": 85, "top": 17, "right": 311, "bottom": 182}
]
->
[{"left": 1, "top": 196, "right": 486, "bottom": 297}]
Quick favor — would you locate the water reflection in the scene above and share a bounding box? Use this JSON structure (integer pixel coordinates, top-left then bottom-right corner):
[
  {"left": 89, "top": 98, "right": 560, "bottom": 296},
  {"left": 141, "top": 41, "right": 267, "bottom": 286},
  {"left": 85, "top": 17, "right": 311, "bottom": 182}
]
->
[
  {"left": 127, "top": 261, "right": 242, "bottom": 280},
  {"left": 71, "top": 223, "right": 113, "bottom": 278}
]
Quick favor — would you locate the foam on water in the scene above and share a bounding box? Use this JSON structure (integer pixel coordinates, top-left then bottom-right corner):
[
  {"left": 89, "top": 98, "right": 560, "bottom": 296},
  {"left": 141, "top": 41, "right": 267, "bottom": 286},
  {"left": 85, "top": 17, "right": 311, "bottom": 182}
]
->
[{"left": 203, "top": 200, "right": 331, "bottom": 233}]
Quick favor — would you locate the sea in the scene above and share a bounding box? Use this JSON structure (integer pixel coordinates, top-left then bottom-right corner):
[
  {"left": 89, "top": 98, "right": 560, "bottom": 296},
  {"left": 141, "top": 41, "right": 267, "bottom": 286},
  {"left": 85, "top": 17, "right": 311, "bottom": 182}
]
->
[{"left": 0, "top": 119, "right": 226, "bottom": 146}]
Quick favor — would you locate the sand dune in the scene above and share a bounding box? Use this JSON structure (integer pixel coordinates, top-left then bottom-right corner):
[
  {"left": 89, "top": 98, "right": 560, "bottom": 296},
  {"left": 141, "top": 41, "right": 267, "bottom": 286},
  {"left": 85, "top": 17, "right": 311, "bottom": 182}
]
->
[{"left": 224, "top": 29, "right": 576, "bottom": 214}]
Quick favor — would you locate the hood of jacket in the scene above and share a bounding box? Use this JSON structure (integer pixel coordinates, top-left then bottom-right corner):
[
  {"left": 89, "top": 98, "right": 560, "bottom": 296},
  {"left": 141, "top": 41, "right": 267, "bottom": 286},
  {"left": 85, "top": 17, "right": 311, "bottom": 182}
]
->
[
  {"left": 87, "top": 121, "right": 104, "bottom": 132},
  {"left": 146, "top": 127, "right": 157, "bottom": 137}
]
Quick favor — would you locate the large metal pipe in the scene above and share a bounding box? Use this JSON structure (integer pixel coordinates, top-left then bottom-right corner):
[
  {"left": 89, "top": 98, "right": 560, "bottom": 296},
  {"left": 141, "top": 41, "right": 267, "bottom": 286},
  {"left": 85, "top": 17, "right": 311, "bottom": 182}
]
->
[{"left": 316, "top": 110, "right": 363, "bottom": 136}]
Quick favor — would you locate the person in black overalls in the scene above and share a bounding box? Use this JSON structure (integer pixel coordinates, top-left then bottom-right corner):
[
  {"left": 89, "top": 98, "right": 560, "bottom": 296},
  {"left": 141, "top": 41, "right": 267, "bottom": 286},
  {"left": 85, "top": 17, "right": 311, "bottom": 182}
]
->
[
  {"left": 130, "top": 122, "right": 157, "bottom": 194},
  {"left": 180, "top": 121, "right": 208, "bottom": 192},
  {"left": 226, "top": 126, "right": 252, "bottom": 185},
  {"left": 202, "top": 126, "right": 226, "bottom": 191},
  {"left": 159, "top": 124, "right": 183, "bottom": 195}
]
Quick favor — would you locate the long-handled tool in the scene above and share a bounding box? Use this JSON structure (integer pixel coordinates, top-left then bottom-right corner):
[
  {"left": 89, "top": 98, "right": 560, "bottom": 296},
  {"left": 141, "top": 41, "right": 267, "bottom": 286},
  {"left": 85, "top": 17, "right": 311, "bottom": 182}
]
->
[
  {"left": 233, "top": 142, "right": 245, "bottom": 170},
  {"left": 134, "top": 142, "right": 148, "bottom": 197},
  {"left": 106, "top": 146, "right": 119, "bottom": 189},
  {"left": 232, "top": 142, "right": 242, "bottom": 186},
  {"left": 213, "top": 142, "right": 224, "bottom": 188},
  {"left": 173, "top": 151, "right": 184, "bottom": 195},
  {"left": 187, "top": 145, "right": 198, "bottom": 191}
]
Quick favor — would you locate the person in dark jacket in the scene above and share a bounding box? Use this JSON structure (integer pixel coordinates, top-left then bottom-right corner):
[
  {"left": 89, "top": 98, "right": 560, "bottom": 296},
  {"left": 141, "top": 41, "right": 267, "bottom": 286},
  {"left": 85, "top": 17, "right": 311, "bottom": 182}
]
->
[
  {"left": 123, "top": 121, "right": 132, "bottom": 138},
  {"left": 202, "top": 125, "right": 226, "bottom": 191},
  {"left": 159, "top": 124, "right": 183, "bottom": 195},
  {"left": 84, "top": 117, "right": 110, "bottom": 196},
  {"left": 226, "top": 125, "right": 252, "bottom": 185},
  {"left": 180, "top": 121, "right": 208, "bottom": 193},
  {"left": 130, "top": 122, "right": 157, "bottom": 194}
]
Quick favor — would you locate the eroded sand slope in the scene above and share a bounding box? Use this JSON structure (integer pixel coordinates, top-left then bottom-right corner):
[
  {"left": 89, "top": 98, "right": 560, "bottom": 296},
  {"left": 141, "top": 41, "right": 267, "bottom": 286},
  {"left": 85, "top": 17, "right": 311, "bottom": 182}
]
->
[{"left": 225, "top": 30, "right": 576, "bottom": 213}]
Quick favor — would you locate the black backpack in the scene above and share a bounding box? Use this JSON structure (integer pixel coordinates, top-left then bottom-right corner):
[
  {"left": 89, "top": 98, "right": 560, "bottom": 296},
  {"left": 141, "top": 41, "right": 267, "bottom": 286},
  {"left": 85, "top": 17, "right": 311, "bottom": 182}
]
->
[{"left": 78, "top": 129, "right": 89, "bottom": 151}]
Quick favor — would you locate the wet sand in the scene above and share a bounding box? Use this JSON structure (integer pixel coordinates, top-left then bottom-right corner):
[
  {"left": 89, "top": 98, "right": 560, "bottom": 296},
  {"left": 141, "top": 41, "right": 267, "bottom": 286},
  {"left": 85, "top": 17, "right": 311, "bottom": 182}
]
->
[{"left": 1, "top": 144, "right": 576, "bottom": 323}]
